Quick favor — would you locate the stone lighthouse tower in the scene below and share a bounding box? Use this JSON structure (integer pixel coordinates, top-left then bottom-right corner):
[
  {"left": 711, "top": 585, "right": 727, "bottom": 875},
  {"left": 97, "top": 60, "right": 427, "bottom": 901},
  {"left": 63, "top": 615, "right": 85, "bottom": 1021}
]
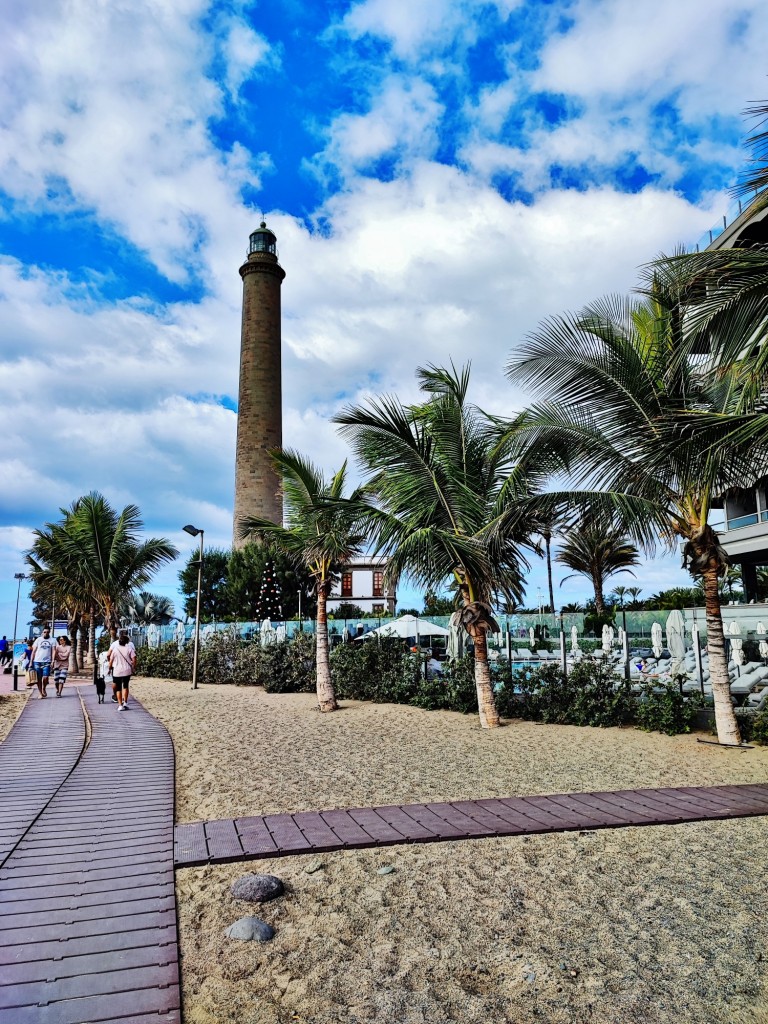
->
[{"left": 232, "top": 222, "right": 286, "bottom": 547}]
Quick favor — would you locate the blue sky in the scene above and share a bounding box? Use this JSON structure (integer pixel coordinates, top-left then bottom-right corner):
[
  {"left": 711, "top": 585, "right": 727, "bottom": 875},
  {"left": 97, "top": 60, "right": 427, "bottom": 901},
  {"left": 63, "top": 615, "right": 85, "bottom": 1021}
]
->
[{"left": 1, "top": 0, "right": 767, "bottom": 632}]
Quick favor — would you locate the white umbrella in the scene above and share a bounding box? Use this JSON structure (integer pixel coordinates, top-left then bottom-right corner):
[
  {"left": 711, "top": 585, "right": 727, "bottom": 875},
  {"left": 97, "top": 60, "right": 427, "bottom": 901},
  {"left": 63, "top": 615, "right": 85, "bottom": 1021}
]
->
[
  {"left": 175, "top": 621, "right": 186, "bottom": 651},
  {"left": 260, "top": 617, "right": 275, "bottom": 647},
  {"left": 360, "top": 614, "right": 450, "bottom": 640},
  {"left": 601, "top": 624, "right": 614, "bottom": 653},
  {"left": 665, "top": 609, "right": 687, "bottom": 678},
  {"left": 529, "top": 627, "right": 535, "bottom": 646},
  {"left": 651, "top": 622, "right": 664, "bottom": 659},
  {"left": 147, "top": 624, "right": 160, "bottom": 649},
  {"left": 570, "top": 625, "right": 580, "bottom": 654},
  {"left": 728, "top": 620, "right": 745, "bottom": 666},
  {"left": 757, "top": 621, "right": 768, "bottom": 661},
  {"left": 447, "top": 611, "right": 463, "bottom": 660},
  {"left": 275, "top": 624, "right": 286, "bottom": 643}
]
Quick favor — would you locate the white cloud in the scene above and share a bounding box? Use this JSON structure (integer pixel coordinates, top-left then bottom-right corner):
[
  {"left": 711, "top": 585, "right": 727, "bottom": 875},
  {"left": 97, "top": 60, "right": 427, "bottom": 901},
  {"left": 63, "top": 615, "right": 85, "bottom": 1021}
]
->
[{"left": 220, "top": 16, "right": 275, "bottom": 97}]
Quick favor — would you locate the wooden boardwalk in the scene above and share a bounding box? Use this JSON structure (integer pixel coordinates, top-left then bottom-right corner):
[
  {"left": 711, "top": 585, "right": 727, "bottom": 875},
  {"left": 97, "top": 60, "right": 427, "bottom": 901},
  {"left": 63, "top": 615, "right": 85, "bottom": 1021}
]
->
[
  {"left": 175, "top": 782, "right": 768, "bottom": 868},
  {"left": 1, "top": 683, "right": 767, "bottom": 1024},
  {"left": 0, "top": 687, "right": 181, "bottom": 1024}
]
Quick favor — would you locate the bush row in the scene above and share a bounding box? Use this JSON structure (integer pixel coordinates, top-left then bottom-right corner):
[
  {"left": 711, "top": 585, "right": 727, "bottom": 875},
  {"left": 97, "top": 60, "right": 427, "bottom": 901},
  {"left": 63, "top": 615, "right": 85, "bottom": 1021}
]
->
[{"left": 135, "top": 636, "right": 767, "bottom": 739}]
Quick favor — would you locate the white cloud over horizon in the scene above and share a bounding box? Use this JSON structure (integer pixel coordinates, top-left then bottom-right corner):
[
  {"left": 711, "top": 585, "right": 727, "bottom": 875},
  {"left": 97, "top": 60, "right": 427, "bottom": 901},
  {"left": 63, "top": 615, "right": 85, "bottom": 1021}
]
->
[{"left": 1, "top": 0, "right": 765, "bottom": 629}]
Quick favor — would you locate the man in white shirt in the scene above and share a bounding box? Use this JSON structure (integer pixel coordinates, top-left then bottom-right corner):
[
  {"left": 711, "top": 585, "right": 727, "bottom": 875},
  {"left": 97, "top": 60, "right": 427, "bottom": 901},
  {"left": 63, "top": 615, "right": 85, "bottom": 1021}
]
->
[{"left": 30, "top": 627, "right": 54, "bottom": 698}]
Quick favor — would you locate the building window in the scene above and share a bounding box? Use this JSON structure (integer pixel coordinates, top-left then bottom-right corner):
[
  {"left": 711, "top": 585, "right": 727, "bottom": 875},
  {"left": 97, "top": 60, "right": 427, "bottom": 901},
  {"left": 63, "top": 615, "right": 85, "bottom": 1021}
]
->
[
  {"left": 372, "top": 604, "right": 384, "bottom": 614},
  {"left": 341, "top": 572, "right": 353, "bottom": 597},
  {"left": 373, "top": 571, "right": 383, "bottom": 597}
]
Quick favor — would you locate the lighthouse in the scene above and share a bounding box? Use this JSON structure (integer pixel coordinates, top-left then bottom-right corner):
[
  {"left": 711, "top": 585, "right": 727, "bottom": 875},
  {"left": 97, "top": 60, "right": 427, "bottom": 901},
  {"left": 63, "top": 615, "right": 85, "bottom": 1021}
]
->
[{"left": 232, "top": 222, "right": 286, "bottom": 547}]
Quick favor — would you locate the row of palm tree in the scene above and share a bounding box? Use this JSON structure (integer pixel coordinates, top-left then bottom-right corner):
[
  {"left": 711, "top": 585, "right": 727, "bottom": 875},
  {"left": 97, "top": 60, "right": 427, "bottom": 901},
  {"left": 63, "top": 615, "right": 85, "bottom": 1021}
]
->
[
  {"left": 26, "top": 493, "right": 178, "bottom": 670},
  {"left": 243, "top": 250, "right": 768, "bottom": 746}
]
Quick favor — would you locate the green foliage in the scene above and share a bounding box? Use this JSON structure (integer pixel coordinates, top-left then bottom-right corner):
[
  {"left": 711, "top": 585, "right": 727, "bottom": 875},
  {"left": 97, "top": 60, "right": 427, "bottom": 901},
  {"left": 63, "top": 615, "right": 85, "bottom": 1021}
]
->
[
  {"left": 410, "top": 654, "right": 478, "bottom": 713},
  {"left": 136, "top": 641, "right": 190, "bottom": 681},
  {"left": 748, "top": 710, "right": 768, "bottom": 745},
  {"left": 331, "top": 637, "right": 421, "bottom": 703},
  {"left": 496, "top": 659, "right": 633, "bottom": 728},
  {"left": 178, "top": 548, "right": 232, "bottom": 621},
  {"left": 645, "top": 586, "right": 704, "bottom": 611},
  {"left": 634, "top": 683, "right": 704, "bottom": 736},
  {"left": 258, "top": 633, "right": 316, "bottom": 693},
  {"left": 227, "top": 542, "right": 313, "bottom": 621},
  {"left": 423, "top": 590, "right": 456, "bottom": 616},
  {"left": 330, "top": 603, "right": 366, "bottom": 620}
]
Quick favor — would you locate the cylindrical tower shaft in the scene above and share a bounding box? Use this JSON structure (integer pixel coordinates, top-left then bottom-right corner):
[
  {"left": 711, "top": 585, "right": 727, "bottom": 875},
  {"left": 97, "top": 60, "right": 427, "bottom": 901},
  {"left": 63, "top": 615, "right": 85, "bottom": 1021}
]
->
[{"left": 233, "top": 222, "right": 286, "bottom": 548}]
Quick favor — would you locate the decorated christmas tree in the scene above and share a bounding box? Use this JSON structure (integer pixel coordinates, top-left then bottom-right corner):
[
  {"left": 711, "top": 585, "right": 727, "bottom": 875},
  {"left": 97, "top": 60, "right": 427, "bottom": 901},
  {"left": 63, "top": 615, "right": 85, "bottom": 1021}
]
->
[{"left": 255, "top": 559, "right": 282, "bottom": 620}]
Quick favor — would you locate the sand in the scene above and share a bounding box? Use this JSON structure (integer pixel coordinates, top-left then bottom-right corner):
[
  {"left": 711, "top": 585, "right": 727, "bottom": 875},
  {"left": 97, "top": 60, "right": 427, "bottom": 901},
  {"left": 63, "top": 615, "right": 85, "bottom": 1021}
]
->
[
  {"left": 131, "top": 679, "right": 768, "bottom": 1024},
  {"left": 0, "top": 692, "right": 27, "bottom": 742}
]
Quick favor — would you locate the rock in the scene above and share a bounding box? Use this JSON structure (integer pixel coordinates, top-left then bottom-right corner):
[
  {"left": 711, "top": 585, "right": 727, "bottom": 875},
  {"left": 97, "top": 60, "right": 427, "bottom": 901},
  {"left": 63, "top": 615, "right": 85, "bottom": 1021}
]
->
[
  {"left": 225, "top": 916, "right": 275, "bottom": 942},
  {"left": 305, "top": 859, "right": 323, "bottom": 874},
  {"left": 231, "top": 874, "right": 284, "bottom": 903},
  {"left": 377, "top": 865, "right": 395, "bottom": 875}
]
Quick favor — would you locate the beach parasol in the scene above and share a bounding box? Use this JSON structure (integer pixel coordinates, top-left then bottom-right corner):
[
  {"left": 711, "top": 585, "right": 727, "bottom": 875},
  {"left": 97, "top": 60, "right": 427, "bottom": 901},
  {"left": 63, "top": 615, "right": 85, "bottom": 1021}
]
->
[
  {"left": 147, "top": 624, "right": 160, "bottom": 649},
  {"left": 651, "top": 622, "right": 663, "bottom": 659},
  {"left": 175, "top": 621, "right": 186, "bottom": 651},
  {"left": 757, "top": 622, "right": 768, "bottom": 661},
  {"left": 260, "top": 617, "right": 275, "bottom": 647},
  {"left": 728, "top": 620, "right": 745, "bottom": 666},
  {"left": 529, "top": 627, "right": 535, "bottom": 646},
  {"left": 665, "top": 609, "right": 686, "bottom": 679},
  {"left": 601, "top": 624, "right": 614, "bottom": 653},
  {"left": 275, "top": 624, "right": 286, "bottom": 642},
  {"left": 447, "top": 611, "right": 463, "bottom": 660},
  {"left": 360, "top": 614, "right": 450, "bottom": 640},
  {"left": 570, "top": 625, "right": 580, "bottom": 654}
]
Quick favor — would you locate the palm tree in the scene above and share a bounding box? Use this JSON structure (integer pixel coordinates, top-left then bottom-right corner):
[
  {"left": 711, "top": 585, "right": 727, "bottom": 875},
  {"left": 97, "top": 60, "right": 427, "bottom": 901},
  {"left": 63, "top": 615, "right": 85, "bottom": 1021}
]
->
[
  {"left": 240, "top": 453, "right": 369, "bottom": 713},
  {"left": 555, "top": 523, "right": 640, "bottom": 617},
  {"left": 335, "top": 364, "right": 539, "bottom": 730},
  {"left": 506, "top": 287, "right": 768, "bottom": 745},
  {"left": 611, "top": 585, "right": 630, "bottom": 609},
  {"left": 27, "top": 494, "right": 178, "bottom": 654},
  {"left": 121, "top": 591, "right": 177, "bottom": 626},
  {"left": 625, "top": 586, "right": 643, "bottom": 609}
]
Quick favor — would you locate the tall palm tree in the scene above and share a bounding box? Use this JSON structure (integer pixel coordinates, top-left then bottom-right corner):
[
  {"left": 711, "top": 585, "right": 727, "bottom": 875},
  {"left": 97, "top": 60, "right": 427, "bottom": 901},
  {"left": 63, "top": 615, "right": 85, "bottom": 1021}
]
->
[
  {"left": 335, "top": 364, "right": 540, "bottom": 730},
  {"left": 240, "top": 453, "right": 369, "bottom": 713},
  {"left": 611, "top": 585, "right": 630, "bottom": 609},
  {"left": 625, "top": 586, "right": 643, "bottom": 609},
  {"left": 506, "top": 288, "right": 768, "bottom": 745},
  {"left": 555, "top": 523, "right": 640, "bottom": 617},
  {"left": 27, "top": 494, "right": 178, "bottom": 649}
]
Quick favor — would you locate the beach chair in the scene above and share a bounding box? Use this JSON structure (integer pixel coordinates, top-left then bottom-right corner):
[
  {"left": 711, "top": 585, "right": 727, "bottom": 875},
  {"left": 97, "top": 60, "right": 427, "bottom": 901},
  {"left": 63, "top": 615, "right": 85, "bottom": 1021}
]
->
[{"left": 535, "top": 648, "right": 556, "bottom": 661}]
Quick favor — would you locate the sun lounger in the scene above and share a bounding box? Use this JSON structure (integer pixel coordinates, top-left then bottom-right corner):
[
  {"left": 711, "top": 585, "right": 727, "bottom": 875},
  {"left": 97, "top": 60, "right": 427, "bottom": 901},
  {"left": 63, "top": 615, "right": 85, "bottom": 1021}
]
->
[{"left": 535, "top": 649, "right": 557, "bottom": 661}]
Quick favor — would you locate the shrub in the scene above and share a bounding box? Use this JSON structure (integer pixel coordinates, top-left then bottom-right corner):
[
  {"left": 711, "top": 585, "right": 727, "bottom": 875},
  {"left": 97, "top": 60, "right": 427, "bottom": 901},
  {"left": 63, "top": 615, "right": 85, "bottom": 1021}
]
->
[
  {"left": 411, "top": 654, "right": 478, "bottom": 714},
  {"left": 751, "top": 710, "right": 768, "bottom": 745},
  {"left": 331, "top": 637, "right": 421, "bottom": 703},
  {"left": 136, "top": 642, "right": 191, "bottom": 681},
  {"left": 496, "top": 659, "right": 633, "bottom": 728},
  {"left": 259, "top": 633, "right": 316, "bottom": 693},
  {"left": 634, "top": 683, "right": 704, "bottom": 736}
]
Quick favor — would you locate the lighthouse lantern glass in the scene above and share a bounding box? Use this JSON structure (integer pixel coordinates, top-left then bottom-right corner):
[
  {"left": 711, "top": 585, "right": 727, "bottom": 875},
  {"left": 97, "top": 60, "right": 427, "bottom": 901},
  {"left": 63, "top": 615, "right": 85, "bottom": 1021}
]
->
[{"left": 249, "top": 228, "right": 276, "bottom": 255}]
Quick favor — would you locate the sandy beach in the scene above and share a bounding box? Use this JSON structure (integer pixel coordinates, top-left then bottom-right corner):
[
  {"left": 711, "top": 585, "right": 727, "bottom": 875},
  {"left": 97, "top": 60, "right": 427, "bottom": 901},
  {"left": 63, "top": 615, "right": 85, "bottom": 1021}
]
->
[{"left": 132, "top": 679, "right": 768, "bottom": 1023}]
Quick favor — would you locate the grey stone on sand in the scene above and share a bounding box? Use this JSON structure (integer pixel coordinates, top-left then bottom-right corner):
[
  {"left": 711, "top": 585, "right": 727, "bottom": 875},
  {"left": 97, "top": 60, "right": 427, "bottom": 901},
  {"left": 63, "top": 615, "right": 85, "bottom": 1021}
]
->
[
  {"left": 305, "top": 859, "right": 323, "bottom": 873},
  {"left": 225, "top": 916, "right": 275, "bottom": 942},
  {"left": 231, "top": 873, "right": 284, "bottom": 903},
  {"left": 377, "top": 865, "right": 395, "bottom": 875}
]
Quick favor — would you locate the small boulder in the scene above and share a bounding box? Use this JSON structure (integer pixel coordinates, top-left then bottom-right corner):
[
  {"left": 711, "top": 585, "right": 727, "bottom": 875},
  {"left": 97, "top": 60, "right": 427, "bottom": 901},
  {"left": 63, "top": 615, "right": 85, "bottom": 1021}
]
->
[
  {"left": 225, "top": 916, "right": 275, "bottom": 942},
  {"left": 231, "top": 874, "right": 284, "bottom": 903}
]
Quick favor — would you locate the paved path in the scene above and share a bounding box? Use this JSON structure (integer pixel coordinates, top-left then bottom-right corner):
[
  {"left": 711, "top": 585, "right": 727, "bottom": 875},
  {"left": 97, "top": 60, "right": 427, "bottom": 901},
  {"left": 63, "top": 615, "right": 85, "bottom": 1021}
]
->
[
  {"left": 0, "top": 687, "right": 181, "bottom": 1024},
  {"left": 175, "top": 782, "right": 768, "bottom": 867}
]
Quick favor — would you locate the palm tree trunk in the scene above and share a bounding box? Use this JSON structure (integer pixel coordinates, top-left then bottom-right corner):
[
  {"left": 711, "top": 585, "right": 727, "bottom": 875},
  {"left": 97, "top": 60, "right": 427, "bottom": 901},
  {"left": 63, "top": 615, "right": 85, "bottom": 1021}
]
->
[
  {"left": 592, "top": 572, "right": 605, "bottom": 617},
  {"left": 87, "top": 605, "right": 97, "bottom": 668},
  {"left": 315, "top": 586, "right": 338, "bottom": 713},
  {"left": 702, "top": 567, "right": 741, "bottom": 745},
  {"left": 68, "top": 613, "right": 81, "bottom": 673},
  {"left": 545, "top": 533, "right": 555, "bottom": 615},
  {"left": 471, "top": 628, "right": 500, "bottom": 729}
]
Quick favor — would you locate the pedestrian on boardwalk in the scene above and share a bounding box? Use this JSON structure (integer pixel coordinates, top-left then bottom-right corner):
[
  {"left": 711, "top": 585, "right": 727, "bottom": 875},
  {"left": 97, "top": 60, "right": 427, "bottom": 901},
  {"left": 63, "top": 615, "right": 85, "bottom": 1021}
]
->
[
  {"left": 53, "top": 636, "right": 72, "bottom": 697},
  {"left": 30, "top": 627, "right": 54, "bottom": 698},
  {"left": 96, "top": 649, "right": 111, "bottom": 703},
  {"left": 108, "top": 630, "right": 136, "bottom": 711},
  {"left": 0, "top": 636, "right": 9, "bottom": 667}
]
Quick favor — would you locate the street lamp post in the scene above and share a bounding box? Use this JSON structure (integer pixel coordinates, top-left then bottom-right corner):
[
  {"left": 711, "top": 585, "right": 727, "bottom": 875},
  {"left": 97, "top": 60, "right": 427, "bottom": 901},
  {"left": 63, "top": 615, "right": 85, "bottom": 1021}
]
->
[
  {"left": 12, "top": 573, "right": 24, "bottom": 687},
  {"left": 297, "top": 588, "right": 302, "bottom": 630},
  {"left": 183, "top": 525, "right": 204, "bottom": 690}
]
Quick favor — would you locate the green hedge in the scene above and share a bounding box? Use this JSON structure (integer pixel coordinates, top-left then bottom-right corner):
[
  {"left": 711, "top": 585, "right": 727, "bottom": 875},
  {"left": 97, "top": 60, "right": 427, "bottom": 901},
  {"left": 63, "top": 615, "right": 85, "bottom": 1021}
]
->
[{"left": 496, "top": 659, "right": 634, "bottom": 729}]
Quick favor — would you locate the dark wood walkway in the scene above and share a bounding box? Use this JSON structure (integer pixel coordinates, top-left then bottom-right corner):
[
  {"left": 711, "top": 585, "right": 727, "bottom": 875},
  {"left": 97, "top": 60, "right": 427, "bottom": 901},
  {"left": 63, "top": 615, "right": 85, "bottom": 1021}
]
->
[
  {"left": 175, "top": 782, "right": 768, "bottom": 868},
  {"left": 0, "top": 687, "right": 181, "bottom": 1024}
]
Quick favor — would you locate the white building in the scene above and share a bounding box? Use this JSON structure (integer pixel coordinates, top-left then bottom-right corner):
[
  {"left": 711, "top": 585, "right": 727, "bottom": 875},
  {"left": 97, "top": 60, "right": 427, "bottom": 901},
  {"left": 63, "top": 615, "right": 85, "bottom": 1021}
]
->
[{"left": 327, "top": 557, "right": 397, "bottom": 616}]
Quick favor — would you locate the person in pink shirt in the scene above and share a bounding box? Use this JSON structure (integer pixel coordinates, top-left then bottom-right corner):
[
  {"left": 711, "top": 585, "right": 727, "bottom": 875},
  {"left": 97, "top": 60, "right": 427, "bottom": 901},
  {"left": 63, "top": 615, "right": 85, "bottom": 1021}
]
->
[{"left": 108, "top": 630, "right": 137, "bottom": 711}]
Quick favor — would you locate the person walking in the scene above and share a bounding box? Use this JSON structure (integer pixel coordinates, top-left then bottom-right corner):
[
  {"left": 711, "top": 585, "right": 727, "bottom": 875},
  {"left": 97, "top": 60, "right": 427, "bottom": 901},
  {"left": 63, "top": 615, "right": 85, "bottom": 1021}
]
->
[
  {"left": 108, "top": 630, "right": 136, "bottom": 711},
  {"left": 0, "top": 636, "right": 9, "bottom": 667},
  {"left": 52, "top": 635, "right": 72, "bottom": 696},
  {"left": 30, "top": 627, "right": 54, "bottom": 698}
]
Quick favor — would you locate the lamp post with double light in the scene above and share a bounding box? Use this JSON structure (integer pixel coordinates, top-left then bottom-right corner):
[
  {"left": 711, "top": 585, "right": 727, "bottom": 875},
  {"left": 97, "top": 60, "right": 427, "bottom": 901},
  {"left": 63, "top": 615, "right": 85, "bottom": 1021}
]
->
[{"left": 183, "top": 525, "right": 204, "bottom": 690}]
